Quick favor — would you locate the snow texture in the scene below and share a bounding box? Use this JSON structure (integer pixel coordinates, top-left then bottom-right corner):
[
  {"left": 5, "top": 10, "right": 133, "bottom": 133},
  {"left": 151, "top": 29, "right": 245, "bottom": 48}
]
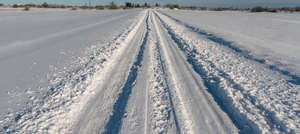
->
[{"left": 0, "top": 9, "right": 299, "bottom": 134}]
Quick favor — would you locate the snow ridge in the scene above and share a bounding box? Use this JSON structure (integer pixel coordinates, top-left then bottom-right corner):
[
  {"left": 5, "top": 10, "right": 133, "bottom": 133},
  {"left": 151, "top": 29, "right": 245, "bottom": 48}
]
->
[
  {"left": 148, "top": 39, "right": 175, "bottom": 134},
  {"left": 103, "top": 11, "right": 150, "bottom": 134},
  {"left": 0, "top": 11, "right": 146, "bottom": 134},
  {"left": 156, "top": 11, "right": 300, "bottom": 134},
  {"left": 158, "top": 11, "right": 300, "bottom": 86},
  {"left": 152, "top": 11, "right": 194, "bottom": 134}
]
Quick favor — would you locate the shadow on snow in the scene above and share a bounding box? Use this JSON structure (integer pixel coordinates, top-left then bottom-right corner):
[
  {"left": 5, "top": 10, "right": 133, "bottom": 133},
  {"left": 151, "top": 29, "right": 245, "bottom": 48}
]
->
[
  {"left": 155, "top": 12, "right": 292, "bottom": 134},
  {"left": 102, "top": 13, "right": 150, "bottom": 134},
  {"left": 158, "top": 11, "right": 300, "bottom": 86}
]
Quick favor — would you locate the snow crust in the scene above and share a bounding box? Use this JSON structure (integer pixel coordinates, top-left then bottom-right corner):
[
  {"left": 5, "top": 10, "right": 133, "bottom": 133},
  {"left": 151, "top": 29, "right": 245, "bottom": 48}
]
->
[
  {"left": 156, "top": 11, "right": 300, "bottom": 133},
  {"left": 160, "top": 9, "right": 300, "bottom": 78},
  {"left": 1, "top": 9, "right": 299, "bottom": 134},
  {"left": 0, "top": 9, "right": 144, "bottom": 133}
]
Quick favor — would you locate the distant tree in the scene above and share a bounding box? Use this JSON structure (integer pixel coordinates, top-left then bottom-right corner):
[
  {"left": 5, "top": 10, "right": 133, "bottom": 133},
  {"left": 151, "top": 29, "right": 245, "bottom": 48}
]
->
[
  {"left": 251, "top": 6, "right": 278, "bottom": 13},
  {"left": 251, "top": 6, "right": 264, "bottom": 12},
  {"left": 135, "top": 4, "right": 140, "bottom": 8},
  {"left": 155, "top": 3, "right": 160, "bottom": 7},
  {"left": 80, "top": 5, "right": 90, "bottom": 9},
  {"left": 109, "top": 1, "right": 118, "bottom": 9},
  {"left": 95, "top": 5, "right": 104, "bottom": 10},
  {"left": 165, "top": 4, "right": 179, "bottom": 9},
  {"left": 24, "top": 6, "right": 30, "bottom": 11},
  {"left": 143, "top": 2, "right": 148, "bottom": 8},
  {"left": 125, "top": 2, "right": 133, "bottom": 8},
  {"left": 0, "top": 3, "right": 4, "bottom": 6},
  {"left": 25, "top": 4, "right": 37, "bottom": 7},
  {"left": 173, "top": 4, "right": 179, "bottom": 9},
  {"left": 42, "top": 2, "right": 49, "bottom": 8},
  {"left": 267, "top": 8, "right": 277, "bottom": 13},
  {"left": 12, "top": 4, "right": 19, "bottom": 8},
  {"left": 60, "top": 5, "right": 66, "bottom": 8}
]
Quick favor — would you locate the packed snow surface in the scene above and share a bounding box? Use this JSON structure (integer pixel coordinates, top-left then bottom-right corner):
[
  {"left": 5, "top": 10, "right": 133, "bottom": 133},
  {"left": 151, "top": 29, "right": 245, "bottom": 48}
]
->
[
  {"left": 0, "top": 9, "right": 299, "bottom": 134},
  {"left": 0, "top": 9, "right": 141, "bottom": 128},
  {"left": 160, "top": 9, "right": 300, "bottom": 78}
]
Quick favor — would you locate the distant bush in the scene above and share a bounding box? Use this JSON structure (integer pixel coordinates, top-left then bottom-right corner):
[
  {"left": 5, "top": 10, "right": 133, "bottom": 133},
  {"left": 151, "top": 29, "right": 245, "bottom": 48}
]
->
[
  {"left": 0, "top": 3, "right": 4, "bottom": 6},
  {"left": 42, "top": 2, "right": 49, "bottom": 8},
  {"left": 250, "top": 6, "right": 278, "bottom": 13},
  {"left": 182, "top": 6, "right": 202, "bottom": 10},
  {"left": 251, "top": 6, "right": 278, "bottom": 13},
  {"left": 79, "top": 5, "right": 90, "bottom": 9},
  {"left": 211, "top": 8, "right": 225, "bottom": 11},
  {"left": 155, "top": 3, "right": 160, "bottom": 7},
  {"left": 12, "top": 4, "right": 19, "bottom": 8},
  {"left": 95, "top": 5, "right": 104, "bottom": 10},
  {"left": 251, "top": 6, "right": 264, "bottom": 12},
  {"left": 165, "top": 4, "right": 180, "bottom": 9},
  {"left": 278, "top": 7, "right": 300, "bottom": 12},
  {"left": 268, "top": 8, "right": 277, "bottom": 13},
  {"left": 143, "top": 2, "right": 150, "bottom": 8},
  {"left": 135, "top": 4, "right": 140, "bottom": 8},
  {"left": 6, "top": 2, "right": 299, "bottom": 13},
  {"left": 125, "top": 2, "right": 134, "bottom": 8},
  {"left": 25, "top": 4, "right": 35, "bottom": 7},
  {"left": 23, "top": 6, "right": 30, "bottom": 11},
  {"left": 108, "top": 2, "right": 118, "bottom": 9}
]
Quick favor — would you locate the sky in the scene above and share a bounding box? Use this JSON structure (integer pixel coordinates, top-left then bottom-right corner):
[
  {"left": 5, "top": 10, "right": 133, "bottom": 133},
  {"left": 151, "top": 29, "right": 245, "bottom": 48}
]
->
[{"left": 1, "top": 0, "right": 300, "bottom": 7}]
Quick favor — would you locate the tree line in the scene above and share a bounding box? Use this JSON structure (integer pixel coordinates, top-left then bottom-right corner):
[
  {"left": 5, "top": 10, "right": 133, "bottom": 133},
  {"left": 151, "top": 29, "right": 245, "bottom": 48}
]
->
[{"left": 1, "top": 2, "right": 299, "bottom": 13}]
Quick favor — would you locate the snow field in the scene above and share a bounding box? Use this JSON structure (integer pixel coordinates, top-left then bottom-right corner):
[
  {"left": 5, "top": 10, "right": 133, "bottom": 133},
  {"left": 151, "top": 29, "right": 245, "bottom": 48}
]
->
[
  {"left": 156, "top": 11, "right": 300, "bottom": 133},
  {"left": 1, "top": 10, "right": 147, "bottom": 133},
  {"left": 159, "top": 10, "right": 300, "bottom": 78},
  {"left": 0, "top": 9, "right": 141, "bottom": 127},
  {"left": 1, "top": 9, "right": 299, "bottom": 134}
]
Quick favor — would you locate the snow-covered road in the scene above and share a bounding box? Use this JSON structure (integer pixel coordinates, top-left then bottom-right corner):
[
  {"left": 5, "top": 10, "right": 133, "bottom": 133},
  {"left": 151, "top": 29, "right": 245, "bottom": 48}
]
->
[{"left": 1, "top": 9, "right": 299, "bottom": 134}]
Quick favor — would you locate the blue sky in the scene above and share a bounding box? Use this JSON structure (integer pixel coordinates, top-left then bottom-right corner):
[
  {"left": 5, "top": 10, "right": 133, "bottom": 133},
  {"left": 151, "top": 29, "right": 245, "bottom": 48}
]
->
[{"left": 1, "top": 0, "right": 300, "bottom": 7}]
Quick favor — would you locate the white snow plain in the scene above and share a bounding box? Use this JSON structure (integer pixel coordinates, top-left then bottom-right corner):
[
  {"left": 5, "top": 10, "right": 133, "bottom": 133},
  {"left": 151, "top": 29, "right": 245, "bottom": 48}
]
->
[
  {"left": 0, "top": 9, "right": 142, "bottom": 128},
  {"left": 0, "top": 9, "right": 299, "bottom": 134},
  {"left": 156, "top": 10, "right": 300, "bottom": 133},
  {"left": 159, "top": 9, "right": 300, "bottom": 77}
]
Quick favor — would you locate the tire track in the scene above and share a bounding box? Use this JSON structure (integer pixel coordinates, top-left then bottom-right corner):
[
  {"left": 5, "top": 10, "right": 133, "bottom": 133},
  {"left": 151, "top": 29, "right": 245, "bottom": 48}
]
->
[
  {"left": 103, "top": 11, "right": 150, "bottom": 134},
  {"left": 155, "top": 10, "right": 299, "bottom": 133},
  {"left": 4, "top": 9, "right": 297, "bottom": 134},
  {"left": 148, "top": 16, "right": 181, "bottom": 133},
  {"left": 1, "top": 10, "right": 147, "bottom": 134},
  {"left": 151, "top": 11, "right": 195, "bottom": 134},
  {"left": 154, "top": 11, "right": 259, "bottom": 133},
  {"left": 157, "top": 11, "right": 300, "bottom": 86}
]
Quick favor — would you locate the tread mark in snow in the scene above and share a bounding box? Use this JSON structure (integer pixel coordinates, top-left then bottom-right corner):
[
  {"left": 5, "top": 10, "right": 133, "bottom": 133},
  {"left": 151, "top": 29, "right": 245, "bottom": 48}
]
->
[
  {"left": 103, "top": 12, "right": 150, "bottom": 134},
  {"left": 155, "top": 12, "right": 295, "bottom": 134},
  {"left": 150, "top": 40, "right": 181, "bottom": 134},
  {"left": 156, "top": 42, "right": 182, "bottom": 134},
  {"left": 154, "top": 12, "right": 260, "bottom": 134},
  {"left": 158, "top": 11, "right": 300, "bottom": 86}
]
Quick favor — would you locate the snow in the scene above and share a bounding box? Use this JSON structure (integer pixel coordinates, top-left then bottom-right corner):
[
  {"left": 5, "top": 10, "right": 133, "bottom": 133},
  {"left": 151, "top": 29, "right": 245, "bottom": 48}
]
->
[
  {"left": 159, "top": 9, "right": 300, "bottom": 79},
  {"left": 1, "top": 8, "right": 299, "bottom": 134},
  {"left": 0, "top": 9, "right": 142, "bottom": 131},
  {"left": 153, "top": 12, "right": 237, "bottom": 133},
  {"left": 149, "top": 25, "right": 173, "bottom": 134},
  {"left": 156, "top": 10, "right": 300, "bottom": 133}
]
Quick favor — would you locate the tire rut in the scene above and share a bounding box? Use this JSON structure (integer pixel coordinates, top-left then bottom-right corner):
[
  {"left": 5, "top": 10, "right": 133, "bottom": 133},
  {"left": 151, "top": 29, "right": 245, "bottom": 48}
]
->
[
  {"left": 103, "top": 11, "right": 150, "bottom": 134},
  {"left": 155, "top": 10, "right": 298, "bottom": 133}
]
